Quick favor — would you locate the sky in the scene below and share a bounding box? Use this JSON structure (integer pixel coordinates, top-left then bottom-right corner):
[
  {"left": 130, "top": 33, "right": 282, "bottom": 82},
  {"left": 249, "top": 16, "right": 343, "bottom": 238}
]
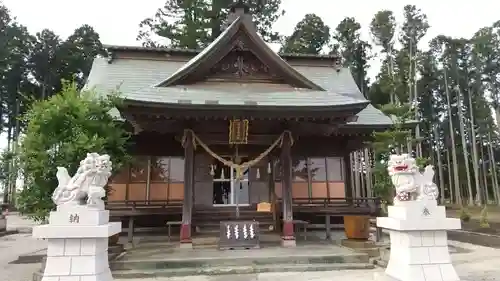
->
[
  {"left": 1, "top": 0, "right": 500, "bottom": 150},
  {"left": 3, "top": 0, "right": 500, "bottom": 77}
]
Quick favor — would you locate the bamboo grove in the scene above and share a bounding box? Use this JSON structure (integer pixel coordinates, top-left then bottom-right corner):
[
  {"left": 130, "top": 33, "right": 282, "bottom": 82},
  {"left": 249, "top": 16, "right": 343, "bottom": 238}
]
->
[{"left": 1, "top": 1, "right": 499, "bottom": 207}]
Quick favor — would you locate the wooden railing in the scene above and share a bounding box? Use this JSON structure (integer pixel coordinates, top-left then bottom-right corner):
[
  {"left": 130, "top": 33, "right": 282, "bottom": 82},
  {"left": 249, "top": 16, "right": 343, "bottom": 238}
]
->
[
  {"left": 106, "top": 199, "right": 183, "bottom": 216},
  {"left": 106, "top": 199, "right": 183, "bottom": 209},
  {"left": 276, "top": 197, "right": 381, "bottom": 216},
  {"left": 105, "top": 197, "right": 381, "bottom": 217}
]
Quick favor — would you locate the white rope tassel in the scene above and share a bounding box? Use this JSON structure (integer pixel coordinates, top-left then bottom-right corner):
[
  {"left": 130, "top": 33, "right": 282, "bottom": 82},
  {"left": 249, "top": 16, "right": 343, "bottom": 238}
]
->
[
  {"left": 220, "top": 169, "right": 225, "bottom": 180},
  {"left": 210, "top": 164, "right": 215, "bottom": 176},
  {"left": 256, "top": 168, "right": 260, "bottom": 179},
  {"left": 267, "top": 162, "right": 271, "bottom": 174}
]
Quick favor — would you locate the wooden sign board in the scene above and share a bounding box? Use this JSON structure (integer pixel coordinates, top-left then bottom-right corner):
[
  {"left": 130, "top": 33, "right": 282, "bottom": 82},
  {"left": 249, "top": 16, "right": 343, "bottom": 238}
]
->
[
  {"left": 219, "top": 221, "right": 260, "bottom": 250},
  {"left": 229, "top": 119, "right": 249, "bottom": 144},
  {"left": 257, "top": 202, "right": 271, "bottom": 212}
]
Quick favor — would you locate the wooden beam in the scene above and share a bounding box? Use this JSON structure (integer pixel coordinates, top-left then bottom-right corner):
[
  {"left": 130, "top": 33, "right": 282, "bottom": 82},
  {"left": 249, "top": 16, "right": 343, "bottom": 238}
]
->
[{"left": 177, "top": 133, "right": 279, "bottom": 145}]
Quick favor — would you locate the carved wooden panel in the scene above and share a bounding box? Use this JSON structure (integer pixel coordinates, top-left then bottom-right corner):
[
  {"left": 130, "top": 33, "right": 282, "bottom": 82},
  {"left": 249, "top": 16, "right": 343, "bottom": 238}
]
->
[{"left": 208, "top": 49, "right": 282, "bottom": 82}]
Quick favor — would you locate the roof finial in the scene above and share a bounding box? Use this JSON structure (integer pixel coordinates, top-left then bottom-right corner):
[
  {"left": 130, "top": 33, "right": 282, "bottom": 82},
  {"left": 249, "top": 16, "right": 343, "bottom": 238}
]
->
[{"left": 229, "top": 0, "right": 250, "bottom": 14}]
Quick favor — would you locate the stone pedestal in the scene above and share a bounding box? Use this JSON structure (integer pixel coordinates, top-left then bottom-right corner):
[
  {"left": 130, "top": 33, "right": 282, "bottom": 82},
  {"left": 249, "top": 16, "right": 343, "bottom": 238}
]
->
[
  {"left": 32, "top": 205, "right": 121, "bottom": 281},
  {"left": 0, "top": 214, "right": 6, "bottom": 232},
  {"left": 376, "top": 200, "right": 461, "bottom": 281}
]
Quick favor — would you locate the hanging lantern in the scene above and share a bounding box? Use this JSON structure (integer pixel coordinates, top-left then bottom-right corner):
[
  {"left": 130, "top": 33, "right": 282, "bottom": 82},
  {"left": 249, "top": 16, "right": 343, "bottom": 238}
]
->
[
  {"left": 210, "top": 164, "right": 215, "bottom": 177},
  {"left": 229, "top": 119, "right": 249, "bottom": 144},
  {"left": 256, "top": 168, "right": 261, "bottom": 179}
]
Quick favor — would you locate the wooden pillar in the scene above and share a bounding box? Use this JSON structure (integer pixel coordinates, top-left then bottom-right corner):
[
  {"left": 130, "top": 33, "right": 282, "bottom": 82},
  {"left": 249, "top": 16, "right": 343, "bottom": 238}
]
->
[
  {"left": 281, "top": 132, "right": 295, "bottom": 247},
  {"left": 343, "top": 154, "right": 353, "bottom": 201},
  {"left": 180, "top": 130, "right": 194, "bottom": 248},
  {"left": 268, "top": 158, "right": 278, "bottom": 231}
]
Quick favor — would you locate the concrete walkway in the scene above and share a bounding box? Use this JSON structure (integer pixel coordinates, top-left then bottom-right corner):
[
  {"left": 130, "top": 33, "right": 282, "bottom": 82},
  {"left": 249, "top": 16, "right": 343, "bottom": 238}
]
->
[
  {"left": 2, "top": 213, "right": 500, "bottom": 281},
  {"left": 5, "top": 212, "right": 41, "bottom": 233}
]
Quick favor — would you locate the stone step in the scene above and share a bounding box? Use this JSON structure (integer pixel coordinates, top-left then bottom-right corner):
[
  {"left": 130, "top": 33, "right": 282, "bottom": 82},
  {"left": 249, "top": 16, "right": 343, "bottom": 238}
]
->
[
  {"left": 353, "top": 247, "right": 380, "bottom": 258},
  {"left": 111, "top": 262, "right": 375, "bottom": 278},
  {"left": 192, "top": 216, "right": 273, "bottom": 222},
  {"left": 110, "top": 251, "right": 370, "bottom": 271}
]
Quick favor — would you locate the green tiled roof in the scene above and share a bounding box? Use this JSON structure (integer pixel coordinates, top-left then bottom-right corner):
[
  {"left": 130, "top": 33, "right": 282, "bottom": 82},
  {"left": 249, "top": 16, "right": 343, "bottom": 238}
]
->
[
  {"left": 85, "top": 56, "right": 393, "bottom": 126},
  {"left": 85, "top": 7, "right": 394, "bottom": 128}
]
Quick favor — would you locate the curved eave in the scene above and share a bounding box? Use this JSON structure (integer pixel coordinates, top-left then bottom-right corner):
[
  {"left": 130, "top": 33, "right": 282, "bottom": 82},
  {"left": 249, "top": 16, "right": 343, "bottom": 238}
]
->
[
  {"left": 122, "top": 98, "right": 367, "bottom": 111},
  {"left": 119, "top": 99, "right": 369, "bottom": 119},
  {"left": 341, "top": 119, "right": 418, "bottom": 131},
  {"left": 155, "top": 14, "right": 323, "bottom": 91}
]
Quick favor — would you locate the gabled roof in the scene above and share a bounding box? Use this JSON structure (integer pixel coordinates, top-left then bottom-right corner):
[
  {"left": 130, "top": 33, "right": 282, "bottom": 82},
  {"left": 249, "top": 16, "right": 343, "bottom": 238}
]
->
[
  {"left": 154, "top": 14, "right": 323, "bottom": 90},
  {"left": 84, "top": 3, "right": 393, "bottom": 127}
]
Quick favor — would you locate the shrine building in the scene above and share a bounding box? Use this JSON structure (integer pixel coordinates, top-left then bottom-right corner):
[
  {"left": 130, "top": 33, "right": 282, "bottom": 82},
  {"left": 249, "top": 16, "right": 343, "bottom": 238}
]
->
[{"left": 84, "top": 2, "right": 393, "bottom": 248}]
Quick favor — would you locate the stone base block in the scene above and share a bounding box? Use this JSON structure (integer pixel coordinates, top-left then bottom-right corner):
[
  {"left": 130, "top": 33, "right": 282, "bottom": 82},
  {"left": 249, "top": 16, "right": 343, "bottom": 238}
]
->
[
  {"left": 376, "top": 200, "right": 461, "bottom": 281},
  {"left": 179, "top": 242, "right": 193, "bottom": 249},
  {"left": 41, "top": 269, "right": 113, "bottom": 281},
  {"left": 50, "top": 206, "right": 109, "bottom": 226},
  {"left": 374, "top": 263, "right": 460, "bottom": 281},
  {"left": 33, "top": 204, "right": 121, "bottom": 281},
  {"left": 281, "top": 239, "right": 296, "bottom": 247},
  {"left": 341, "top": 239, "right": 375, "bottom": 249},
  {"left": 0, "top": 216, "right": 6, "bottom": 231}
]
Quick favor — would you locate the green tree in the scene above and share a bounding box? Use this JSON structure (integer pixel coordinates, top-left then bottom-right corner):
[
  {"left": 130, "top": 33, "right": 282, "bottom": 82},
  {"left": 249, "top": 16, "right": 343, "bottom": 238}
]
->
[
  {"left": 331, "top": 17, "right": 371, "bottom": 96},
  {"left": 137, "top": 0, "right": 285, "bottom": 48},
  {"left": 371, "top": 103, "right": 414, "bottom": 202},
  {"left": 0, "top": 4, "right": 34, "bottom": 203},
  {"left": 29, "top": 29, "right": 64, "bottom": 100},
  {"left": 59, "top": 25, "right": 106, "bottom": 89},
  {"left": 280, "top": 13, "right": 330, "bottom": 55},
  {"left": 29, "top": 25, "right": 105, "bottom": 100},
  {"left": 16, "top": 83, "right": 131, "bottom": 222},
  {"left": 398, "top": 5, "right": 429, "bottom": 104},
  {"left": 369, "top": 10, "right": 396, "bottom": 105}
]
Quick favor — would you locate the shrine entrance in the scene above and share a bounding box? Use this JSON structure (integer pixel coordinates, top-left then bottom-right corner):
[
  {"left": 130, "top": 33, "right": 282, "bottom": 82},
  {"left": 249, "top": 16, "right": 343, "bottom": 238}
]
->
[{"left": 212, "top": 157, "right": 250, "bottom": 206}]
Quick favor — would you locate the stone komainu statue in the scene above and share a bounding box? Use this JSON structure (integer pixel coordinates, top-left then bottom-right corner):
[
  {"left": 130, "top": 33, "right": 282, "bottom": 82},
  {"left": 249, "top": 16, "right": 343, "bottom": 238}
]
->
[
  {"left": 387, "top": 154, "right": 439, "bottom": 202},
  {"left": 52, "top": 153, "right": 112, "bottom": 209}
]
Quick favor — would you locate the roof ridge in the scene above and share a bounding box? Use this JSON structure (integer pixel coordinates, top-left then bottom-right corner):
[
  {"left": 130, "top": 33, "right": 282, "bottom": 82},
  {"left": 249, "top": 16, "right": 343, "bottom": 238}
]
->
[{"left": 104, "top": 45, "right": 341, "bottom": 60}]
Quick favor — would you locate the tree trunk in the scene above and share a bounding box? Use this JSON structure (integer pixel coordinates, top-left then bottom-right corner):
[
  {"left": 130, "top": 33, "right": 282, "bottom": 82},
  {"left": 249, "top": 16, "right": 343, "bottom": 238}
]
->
[
  {"left": 388, "top": 44, "right": 398, "bottom": 105},
  {"left": 349, "top": 152, "right": 359, "bottom": 198},
  {"left": 10, "top": 96, "right": 21, "bottom": 205},
  {"left": 360, "top": 150, "right": 365, "bottom": 197},
  {"left": 467, "top": 91, "right": 482, "bottom": 205},
  {"left": 446, "top": 148, "right": 454, "bottom": 203},
  {"left": 456, "top": 86, "right": 473, "bottom": 205},
  {"left": 364, "top": 148, "right": 372, "bottom": 197},
  {"left": 5, "top": 123, "right": 13, "bottom": 204},
  {"left": 487, "top": 132, "right": 500, "bottom": 205},
  {"left": 444, "top": 70, "right": 462, "bottom": 204},
  {"left": 354, "top": 151, "right": 361, "bottom": 197},
  {"left": 480, "top": 141, "right": 490, "bottom": 203},
  {"left": 434, "top": 125, "right": 445, "bottom": 204}
]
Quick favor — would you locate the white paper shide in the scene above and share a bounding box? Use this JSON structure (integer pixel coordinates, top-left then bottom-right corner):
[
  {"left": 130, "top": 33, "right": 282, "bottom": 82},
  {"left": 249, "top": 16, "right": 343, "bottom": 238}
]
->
[
  {"left": 33, "top": 153, "right": 121, "bottom": 281},
  {"left": 376, "top": 154, "right": 461, "bottom": 281}
]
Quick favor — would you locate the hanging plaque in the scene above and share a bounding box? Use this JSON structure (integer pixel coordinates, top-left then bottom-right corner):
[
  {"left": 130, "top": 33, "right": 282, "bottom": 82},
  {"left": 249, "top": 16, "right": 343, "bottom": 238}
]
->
[{"left": 229, "top": 119, "right": 249, "bottom": 144}]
